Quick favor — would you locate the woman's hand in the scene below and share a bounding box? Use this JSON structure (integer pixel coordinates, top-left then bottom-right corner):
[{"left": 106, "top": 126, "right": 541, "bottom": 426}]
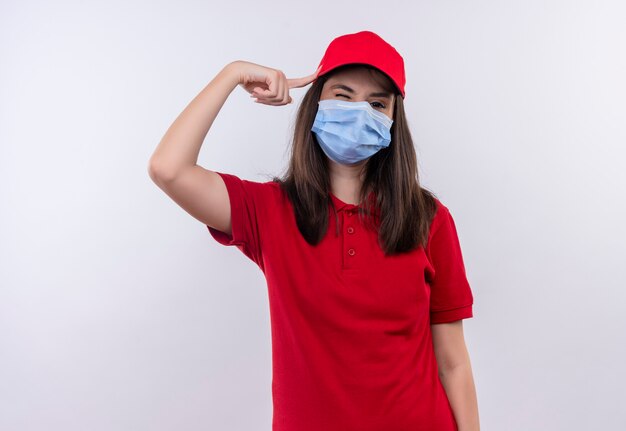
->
[{"left": 232, "top": 60, "right": 322, "bottom": 106}]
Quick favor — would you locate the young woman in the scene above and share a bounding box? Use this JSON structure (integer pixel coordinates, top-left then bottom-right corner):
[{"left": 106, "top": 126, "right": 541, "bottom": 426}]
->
[{"left": 149, "top": 30, "right": 480, "bottom": 431}]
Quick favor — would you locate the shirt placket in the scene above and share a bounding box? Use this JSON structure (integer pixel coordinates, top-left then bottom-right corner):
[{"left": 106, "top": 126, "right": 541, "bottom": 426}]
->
[{"left": 342, "top": 207, "right": 359, "bottom": 270}]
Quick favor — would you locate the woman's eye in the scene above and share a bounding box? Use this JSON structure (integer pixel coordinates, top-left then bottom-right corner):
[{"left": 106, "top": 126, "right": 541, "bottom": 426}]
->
[{"left": 335, "top": 94, "right": 385, "bottom": 109}]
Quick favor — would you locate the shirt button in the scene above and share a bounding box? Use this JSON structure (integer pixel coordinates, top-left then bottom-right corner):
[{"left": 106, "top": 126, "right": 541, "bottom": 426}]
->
[
  {"left": 348, "top": 248, "right": 356, "bottom": 256},
  {"left": 347, "top": 226, "right": 354, "bottom": 234}
]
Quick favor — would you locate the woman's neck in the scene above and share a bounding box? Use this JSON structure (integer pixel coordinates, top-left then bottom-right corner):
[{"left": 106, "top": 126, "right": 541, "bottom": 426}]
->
[{"left": 328, "top": 159, "right": 367, "bottom": 205}]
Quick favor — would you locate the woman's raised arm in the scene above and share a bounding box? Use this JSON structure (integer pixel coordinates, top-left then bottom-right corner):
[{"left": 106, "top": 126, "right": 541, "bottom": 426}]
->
[{"left": 147, "top": 61, "right": 319, "bottom": 235}]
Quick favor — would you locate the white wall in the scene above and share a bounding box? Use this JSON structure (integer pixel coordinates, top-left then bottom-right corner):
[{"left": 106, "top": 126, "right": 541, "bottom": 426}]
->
[{"left": 1, "top": 0, "right": 625, "bottom": 430}]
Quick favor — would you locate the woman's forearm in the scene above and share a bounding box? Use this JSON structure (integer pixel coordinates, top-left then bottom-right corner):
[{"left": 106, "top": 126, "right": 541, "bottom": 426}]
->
[
  {"left": 148, "top": 61, "right": 241, "bottom": 181},
  {"left": 439, "top": 361, "right": 480, "bottom": 431}
]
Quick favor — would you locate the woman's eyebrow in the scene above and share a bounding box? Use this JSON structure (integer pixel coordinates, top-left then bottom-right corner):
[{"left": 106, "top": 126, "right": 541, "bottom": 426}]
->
[{"left": 330, "top": 83, "right": 392, "bottom": 99}]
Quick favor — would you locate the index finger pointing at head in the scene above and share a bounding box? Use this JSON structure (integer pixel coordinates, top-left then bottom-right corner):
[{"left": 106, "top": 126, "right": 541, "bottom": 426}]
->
[{"left": 287, "top": 65, "right": 323, "bottom": 89}]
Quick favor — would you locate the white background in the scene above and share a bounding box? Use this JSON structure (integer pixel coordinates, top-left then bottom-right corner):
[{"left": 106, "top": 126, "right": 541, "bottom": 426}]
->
[{"left": 1, "top": 0, "right": 625, "bottom": 430}]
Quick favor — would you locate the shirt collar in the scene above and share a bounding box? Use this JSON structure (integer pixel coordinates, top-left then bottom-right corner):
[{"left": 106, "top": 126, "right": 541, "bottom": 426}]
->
[{"left": 329, "top": 190, "right": 378, "bottom": 214}]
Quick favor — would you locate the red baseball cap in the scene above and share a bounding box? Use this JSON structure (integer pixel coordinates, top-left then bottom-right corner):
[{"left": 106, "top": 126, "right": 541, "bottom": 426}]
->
[{"left": 314, "top": 30, "right": 406, "bottom": 98}]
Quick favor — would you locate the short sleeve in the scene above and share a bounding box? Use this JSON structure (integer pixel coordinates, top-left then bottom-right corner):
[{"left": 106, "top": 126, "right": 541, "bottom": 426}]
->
[
  {"left": 206, "top": 171, "right": 272, "bottom": 270},
  {"left": 425, "top": 201, "right": 474, "bottom": 324}
]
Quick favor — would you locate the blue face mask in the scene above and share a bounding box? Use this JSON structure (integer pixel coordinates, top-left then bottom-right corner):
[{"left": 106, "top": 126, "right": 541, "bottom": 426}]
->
[{"left": 311, "top": 99, "right": 393, "bottom": 165}]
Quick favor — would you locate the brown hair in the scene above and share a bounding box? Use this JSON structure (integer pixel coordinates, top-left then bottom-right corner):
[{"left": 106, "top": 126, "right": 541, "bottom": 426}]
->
[{"left": 271, "top": 64, "right": 438, "bottom": 256}]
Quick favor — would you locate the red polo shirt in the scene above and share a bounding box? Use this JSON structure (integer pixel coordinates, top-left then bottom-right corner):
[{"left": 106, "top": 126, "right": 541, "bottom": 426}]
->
[{"left": 206, "top": 171, "right": 474, "bottom": 431}]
